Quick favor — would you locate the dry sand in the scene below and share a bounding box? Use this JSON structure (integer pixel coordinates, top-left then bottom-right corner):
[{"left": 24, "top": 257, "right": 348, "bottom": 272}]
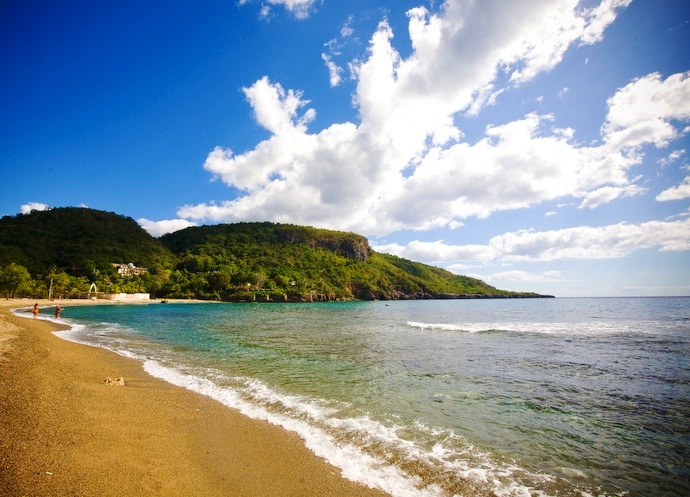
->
[{"left": 0, "top": 299, "right": 388, "bottom": 497}]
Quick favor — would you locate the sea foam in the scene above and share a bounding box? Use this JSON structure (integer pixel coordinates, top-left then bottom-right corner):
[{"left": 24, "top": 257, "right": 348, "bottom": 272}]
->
[
  {"left": 142, "top": 360, "right": 445, "bottom": 497},
  {"left": 138, "top": 359, "right": 559, "bottom": 497},
  {"left": 16, "top": 301, "right": 645, "bottom": 497}
]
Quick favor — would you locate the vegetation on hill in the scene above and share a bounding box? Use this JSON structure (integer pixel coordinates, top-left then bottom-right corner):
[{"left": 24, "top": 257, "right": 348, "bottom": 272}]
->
[
  {"left": 0, "top": 207, "right": 176, "bottom": 276},
  {"left": 0, "top": 208, "right": 551, "bottom": 301}
]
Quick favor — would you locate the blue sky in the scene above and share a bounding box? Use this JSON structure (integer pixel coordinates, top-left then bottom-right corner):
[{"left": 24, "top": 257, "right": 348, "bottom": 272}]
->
[{"left": 1, "top": 0, "right": 689, "bottom": 297}]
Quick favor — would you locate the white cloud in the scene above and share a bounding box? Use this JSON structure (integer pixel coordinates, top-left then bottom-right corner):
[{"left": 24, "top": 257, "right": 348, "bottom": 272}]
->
[
  {"left": 341, "top": 16, "right": 354, "bottom": 38},
  {"left": 602, "top": 72, "right": 690, "bottom": 151},
  {"left": 658, "top": 149, "right": 686, "bottom": 167},
  {"left": 580, "top": 0, "right": 632, "bottom": 44},
  {"left": 321, "top": 17, "right": 355, "bottom": 88},
  {"left": 321, "top": 53, "right": 343, "bottom": 87},
  {"left": 373, "top": 240, "right": 496, "bottom": 264},
  {"left": 666, "top": 207, "right": 690, "bottom": 220},
  {"left": 243, "top": 76, "right": 315, "bottom": 135},
  {"left": 374, "top": 218, "right": 690, "bottom": 264},
  {"left": 657, "top": 176, "right": 690, "bottom": 201},
  {"left": 138, "top": 218, "right": 196, "bottom": 237},
  {"left": 238, "top": 0, "right": 317, "bottom": 19},
  {"left": 481, "top": 270, "right": 563, "bottom": 283},
  {"left": 20, "top": 202, "right": 50, "bottom": 214},
  {"left": 182, "top": 1, "right": 690, "bottom": 239},
  {"left": 577, "top": 184, "right": 646, "bottom": 209}
]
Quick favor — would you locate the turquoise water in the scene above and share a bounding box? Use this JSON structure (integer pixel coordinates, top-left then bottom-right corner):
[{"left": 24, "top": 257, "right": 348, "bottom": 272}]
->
[{"left": 32, "top": 298, "right": 690, "bottom": 496}]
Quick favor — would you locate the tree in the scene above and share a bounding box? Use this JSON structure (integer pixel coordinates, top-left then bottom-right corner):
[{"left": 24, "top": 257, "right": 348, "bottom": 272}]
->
[
  {"left": 67, "top": 276, "right": 91, "bottom": 298},
  {"left": 0, "top": 263, "right": 32, "bottom": 298},
  {"left": 208, "top": 270, "right": 231, "bottom": 292},
  {"left": 46, "top": 270, "right": 70, "bottom": 300}
]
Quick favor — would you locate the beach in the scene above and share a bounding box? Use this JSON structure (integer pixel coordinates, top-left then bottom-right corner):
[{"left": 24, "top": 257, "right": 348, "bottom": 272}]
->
[
  {"left": 3, "top": 298, "right": 687, "bottom": 496},
  {"left": 0, "top": 299, "right": 388, "bottom": 497}
]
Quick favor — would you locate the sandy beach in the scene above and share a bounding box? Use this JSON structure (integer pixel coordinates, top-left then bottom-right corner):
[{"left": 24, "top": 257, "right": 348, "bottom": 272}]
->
[{"left": 0, "top": 299, "right": 388, "bottom": 497}]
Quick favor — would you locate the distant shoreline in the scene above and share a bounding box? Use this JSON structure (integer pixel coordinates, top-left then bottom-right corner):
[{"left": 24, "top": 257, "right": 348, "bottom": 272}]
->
[{"left": 8, "top": 293, "right": 556, "bottom": 313}]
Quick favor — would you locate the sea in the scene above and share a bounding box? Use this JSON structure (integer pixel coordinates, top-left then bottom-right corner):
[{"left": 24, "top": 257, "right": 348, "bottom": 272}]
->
[{"left": 18, "top": 297, "right": 690, "bottom": 496}]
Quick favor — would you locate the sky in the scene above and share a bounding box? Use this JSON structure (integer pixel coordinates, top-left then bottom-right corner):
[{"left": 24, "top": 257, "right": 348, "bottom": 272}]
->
[{"left": 1, "top": 0, "right": 689, "bottom": 297}]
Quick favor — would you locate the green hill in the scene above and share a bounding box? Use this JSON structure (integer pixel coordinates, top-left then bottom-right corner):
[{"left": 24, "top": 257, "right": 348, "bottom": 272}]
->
[
  {"left": 0, "top": 208, "right": 552, "bottom": 301},
  {"left": 0, "top": 207, "right": 176, "bottom": 276},
  {"left": 159, "top": 222, "right": 549, "bottom": 301}
]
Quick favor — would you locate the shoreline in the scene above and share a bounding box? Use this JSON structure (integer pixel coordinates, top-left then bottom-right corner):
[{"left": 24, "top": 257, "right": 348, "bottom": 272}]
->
[{"left": 0, "top": 299, "right": 387, "bottom": 497}]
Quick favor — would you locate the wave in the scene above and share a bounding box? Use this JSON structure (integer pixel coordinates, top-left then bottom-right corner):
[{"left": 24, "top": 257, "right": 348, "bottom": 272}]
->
[
  {"left": 13, "top": 308, "right": 604, "bottom": 496},
  {"left": 406, "top": 321, "right": 562, "bottom": 334},
  {"left": 405, "top": 320, "right": 673, "bottom": 336},
  {"left": 144, "top": 361, "right": 450, "bottom": 497},
  {"left": 26, "top": 312, "right": 450, "bottom": 495},
  {"left": 142, "top": 360, "right": 565, "bottom": 497}
]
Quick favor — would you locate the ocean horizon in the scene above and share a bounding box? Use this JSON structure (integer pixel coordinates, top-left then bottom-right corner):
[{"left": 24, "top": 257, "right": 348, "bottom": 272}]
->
[{"left": 18, "top": 296, "right": 690, "bottom": 497}]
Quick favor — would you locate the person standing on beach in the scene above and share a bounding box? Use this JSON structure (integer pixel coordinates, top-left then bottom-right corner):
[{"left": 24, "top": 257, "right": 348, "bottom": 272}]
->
[
  {"left": 54, "top": 305, "right": 63, "bottom": 318},
  {"left": 32, "top": 303, "right": 39, "bottom": 318}
]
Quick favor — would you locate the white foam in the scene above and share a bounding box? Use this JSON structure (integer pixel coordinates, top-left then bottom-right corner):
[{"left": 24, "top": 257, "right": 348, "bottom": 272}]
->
[
  {"left": 13, "top": 306, "right": 595, "bottom": 496},
  {"left": 142, "top": 360, "right": 444, "bottom": 497},
  {"left": 406, "top": 320, "right": 643, "bottom": 336},
  {"left": 141, "top": 359, "right": 571, "bottom": 497},
  {"left": 407, "top": 321, "right": 470, "bottom": 332},
  {"left": 11, "top": 309, "right": 151, "bottom": 363}
]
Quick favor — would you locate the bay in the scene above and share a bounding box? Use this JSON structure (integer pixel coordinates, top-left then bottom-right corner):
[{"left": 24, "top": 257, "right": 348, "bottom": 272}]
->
[{"left": 50, "top": 297, "right": 690, "bottom": 496}]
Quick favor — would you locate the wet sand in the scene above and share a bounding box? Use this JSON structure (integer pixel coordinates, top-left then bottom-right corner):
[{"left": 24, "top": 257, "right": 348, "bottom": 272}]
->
[{"left": 0, "top": 299, "right": 388, "bottom": 497}]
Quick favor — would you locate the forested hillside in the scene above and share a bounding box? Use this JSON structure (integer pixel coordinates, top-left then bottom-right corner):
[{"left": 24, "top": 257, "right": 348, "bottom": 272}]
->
[
  {"left": 0, "top": 208, "right": 551, "bottom": 301},
  {"left": 0, "top": 207, "right": 176, "bottom": 276}
]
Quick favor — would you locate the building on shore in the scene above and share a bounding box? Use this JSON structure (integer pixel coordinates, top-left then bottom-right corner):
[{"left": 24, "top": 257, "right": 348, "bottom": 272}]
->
[{"left": 112, "top": 263, "right": 147, "bottom": 277}]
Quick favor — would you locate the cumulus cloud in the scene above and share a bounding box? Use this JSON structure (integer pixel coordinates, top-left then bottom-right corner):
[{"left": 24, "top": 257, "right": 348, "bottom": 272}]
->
[
  {"left": 138, "top": 218, "right": 196, "bottom": 237},
  {"left": 602, "top": 72, "right": 690, "bottom": 151},
  {"left": 181, "top": 1, "right": 690, "bottom": 239},
  {"left": 373, "top": 218, "right": 690, "bottom": 263},
  {"left": 20, "top": 202, "right": 50, "bottom": 214}
]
